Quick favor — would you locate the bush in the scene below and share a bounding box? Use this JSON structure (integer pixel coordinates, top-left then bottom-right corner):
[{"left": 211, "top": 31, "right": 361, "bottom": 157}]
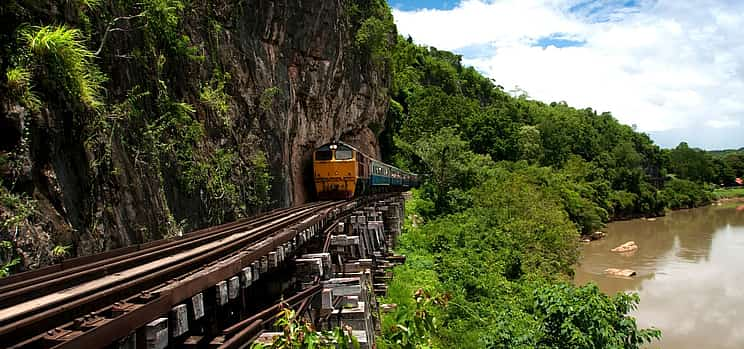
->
[
  {"left": 661, "top": 178, "right": 711, "bottom": 209},
  {"left": 533, "top": 283, "right": 661, "bottom": 348}
]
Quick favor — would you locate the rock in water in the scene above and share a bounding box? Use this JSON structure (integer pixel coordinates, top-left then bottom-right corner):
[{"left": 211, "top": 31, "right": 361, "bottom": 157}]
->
[
  {"left": 604, "top": 268, "right": 636, "bottom": 277},
  {"left": 590, "top": 231, "right": 606, "bottom": 240},
  {"left": 611, "top": 241, "right": 638, "bottom": 252}
]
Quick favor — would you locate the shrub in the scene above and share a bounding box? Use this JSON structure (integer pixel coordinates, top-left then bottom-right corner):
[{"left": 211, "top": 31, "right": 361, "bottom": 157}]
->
[
  {"left": 661, "top": 178, "right": 711, "bottom": 209},
  {"left": 533, "top": 283, "right": 661, "bottom": 349}
]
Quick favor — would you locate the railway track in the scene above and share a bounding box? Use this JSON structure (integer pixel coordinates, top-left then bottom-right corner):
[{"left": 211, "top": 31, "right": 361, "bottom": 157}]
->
[
  {"left": 214, "top": 218, "right": 345, "bottom": 347},
  {"left": 0, "top": 199, "right": 367, "bottom": 349}
]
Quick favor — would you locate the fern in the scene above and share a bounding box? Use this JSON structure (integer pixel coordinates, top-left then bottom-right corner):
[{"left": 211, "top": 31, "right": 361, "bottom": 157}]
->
[
  {"left": 52, "top": 244, "right": 72, "bottom": 259},
  {"left": 23, "top": 25, "right": 106, "bottom": 110},
  {"left": 5, "top": 65, "right": 41, "bottom": 110},
  {"left": 5, "top": 66, "right": 31, "bottom": 92},
  {"left": 0, "top": 258, "right": 20, "bottom": 278}
]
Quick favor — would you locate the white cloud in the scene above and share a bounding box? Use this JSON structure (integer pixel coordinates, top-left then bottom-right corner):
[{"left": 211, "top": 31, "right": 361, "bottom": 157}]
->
[
  {"left": 706, "top": 119, "right": 741, "bottom": 128},
  {"left": 393, "top": 0, "right": 744, "bottom": 149}
]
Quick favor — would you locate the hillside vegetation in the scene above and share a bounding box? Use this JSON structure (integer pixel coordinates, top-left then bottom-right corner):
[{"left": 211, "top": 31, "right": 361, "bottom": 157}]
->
[{"left": 376, "top": 33, "right": 744, "bottom": 348}]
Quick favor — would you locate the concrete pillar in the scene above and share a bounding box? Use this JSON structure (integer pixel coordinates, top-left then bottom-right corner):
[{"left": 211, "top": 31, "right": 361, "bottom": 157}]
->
[
  {"left": 279, "top": 245, "right": 287, "bottom": 263},
  {"left": 322, "top": 288, "right": 334, "bottom": 311},
  {"left": 145, "top": 318, "right": 168, "bottom": 349},
  {"left": 251, "top": 261, "right": 260, "bottom": 282},
  {"left": 296, "top": 258, "right": 324, "bottom": 281},
  {"left": 240, "top": 267, "right": 253, "bottom": 288},
  {"left": 216, "top": 281, "right": 228, "bottom": 306},
  {"left": 170, "top": 304, "right": 189, "bottom": 338},
  {"left": 268, "top": 252, "right": 278, "bottom": 269},
  {"left": 260, "top": 256, "right": 268, "bottom": 273},
  {"left": 302, "top": 253, "right": 332, "bottom": 279},
  {"left": 228, "top": 276, "right": 240, "bottom": 300},
  {"left": 191, "top": 293, "right": 205, "bottom": 320}
]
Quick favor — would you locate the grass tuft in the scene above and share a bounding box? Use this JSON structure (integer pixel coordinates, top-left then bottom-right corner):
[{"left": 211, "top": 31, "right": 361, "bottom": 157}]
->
[{"left": 23, "top": 25, "right": 105, "bottom": 110}]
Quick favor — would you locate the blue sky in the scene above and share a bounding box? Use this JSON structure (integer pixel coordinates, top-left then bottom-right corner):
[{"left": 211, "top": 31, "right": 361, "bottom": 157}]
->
[
  {"left": 390, "top": 0, "right": 744, "bottom": 150},
  {"left": 389, "top": 0, "right": 458, "bottom": 11}
]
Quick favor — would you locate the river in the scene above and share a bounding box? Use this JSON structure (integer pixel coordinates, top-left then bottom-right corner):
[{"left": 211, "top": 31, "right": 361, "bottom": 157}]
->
[{"left": 574, "top": 202, "right": 744, "bottom": 349}]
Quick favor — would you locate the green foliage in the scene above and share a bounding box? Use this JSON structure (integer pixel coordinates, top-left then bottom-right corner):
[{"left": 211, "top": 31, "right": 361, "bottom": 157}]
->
[
  {"left": 51, "top": 244, "right": 72, "bottom": 259},
  {"left": 200, "top": 70, "right": 232, "bottom": 127},
  {"left": 533, "top": 283, "right": 661, "bottom": 348},
  {"left": 384, "top": 35, "right": 719, "bottom": 225},
  {"left": 383, "top": 178, "right": 660, "bottom": 348},
  {"left": 383, "top": 31, "right": 668, "bottom": 349},
  {"left": 711, "top": 187, "right": 744, "bottom": 200},
  {"left": 259, "top": 86, "right": 281, "bottom": 112},
  {"left": 0, "top": 241, "right": 19, "bottom": 278},
  {"left": 666, "top": 142, "right": 715, "bottom": 183},
  {"left": 0, "top": 184, "right": 35, "bottom": 232},
  {"left": 23, "top": 25, "right": 106, "bottom": 110},
  {"left": 347, "top": 0, "right": 396, "bottom": 67},
  {"left": 250, "top": 304, "right": 359, "bottom": 349},
  {"left": 403, "top": 127, "right": 492, "bottom": 216},
  {"left": 141, "top": 0, "right": 199, "bottom": 59},
  {"left": 4, "top": 65, "right": 40, "bottom": 110},
  {"left": 355, "top": 15, "right": 393, "bottom": 66},
  {"left": 182, "top": 147, "right": 271, "bottom": 223},
  {"left": 245, "top": 151, "right": 272, "bottom": 208},
  {"left": 144, "top": 93, "right": 202, "bottom": 165},
  {"left": 517, "top": 125, "right": 543, "bottom": 163},
  {"left": 5, "top": 65, "right": 30, "bottom": 92},
  {"left": 0, "top": 257, "right": 20, "bottom": 278},
  {"left": 64, "top": 0, "right": 102, "bottom": 11},
  {"left": 661, "top": 178, "right": 711, "bottom": 209},
  {"left": 380, "top": 288, "right": 447, "bottom": 349}
]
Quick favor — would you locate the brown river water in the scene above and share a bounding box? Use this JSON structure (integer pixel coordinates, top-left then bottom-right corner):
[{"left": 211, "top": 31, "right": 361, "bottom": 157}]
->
[{"left": 574, "top": 202, "right": 744, "bottom": 349}]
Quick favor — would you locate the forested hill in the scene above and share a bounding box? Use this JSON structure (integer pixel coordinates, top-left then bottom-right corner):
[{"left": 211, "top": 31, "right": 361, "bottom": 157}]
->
[
  {"left": 376, "top": 30, "right": 741, "bottom": 348},
  {"left": 380, "top": 36, "right": 743, "bottom": 232}
]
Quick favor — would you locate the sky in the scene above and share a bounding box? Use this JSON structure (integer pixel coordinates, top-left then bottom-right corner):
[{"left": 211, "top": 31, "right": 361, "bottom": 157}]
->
[{"left": 389, "top": 0, "right": 744, "bottom": 150}]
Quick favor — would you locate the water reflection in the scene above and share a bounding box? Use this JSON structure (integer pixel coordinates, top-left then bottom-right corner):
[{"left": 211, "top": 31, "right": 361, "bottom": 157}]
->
[{"left": 574, "top": 204, "right": 744, "bottom": 349}]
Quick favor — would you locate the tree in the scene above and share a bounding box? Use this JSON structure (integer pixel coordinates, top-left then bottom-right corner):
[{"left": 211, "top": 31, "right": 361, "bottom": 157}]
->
[
  {"left": 517, "top": 125, "right": 543, "bottom": 163},
  {"left": 667, "top": 142, "right": 715, "bottom": 183},
  {"left": 408, "top": 128, "right": 490, "bottom": 216}
]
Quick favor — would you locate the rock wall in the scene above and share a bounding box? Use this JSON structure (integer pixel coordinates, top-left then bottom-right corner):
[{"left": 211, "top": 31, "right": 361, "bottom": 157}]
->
[{"left": 0, "top": 0, "right": 392, "bottom": 269}]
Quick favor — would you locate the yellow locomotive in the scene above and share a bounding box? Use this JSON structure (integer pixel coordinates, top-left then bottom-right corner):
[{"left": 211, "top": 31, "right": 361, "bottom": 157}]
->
[{"left": 313, "top": 142, "right": 418, "bottom": 200}]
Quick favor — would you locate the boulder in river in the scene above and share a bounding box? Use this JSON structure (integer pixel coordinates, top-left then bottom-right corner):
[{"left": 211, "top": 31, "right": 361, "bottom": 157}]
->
[
  {"left": 604, "top": 268, "right": 636, "bottom": 277},
  {"left": 611, "top": 241, "right": 638, "bottom": 252},
  {"left": 590, "top": 231, "right": 606, "bottom": 240}
]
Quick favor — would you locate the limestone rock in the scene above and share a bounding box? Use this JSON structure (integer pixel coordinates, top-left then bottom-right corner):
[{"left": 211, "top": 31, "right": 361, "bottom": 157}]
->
[
  {"left": 611, "top": 241, "right": 638, "bottom": 252},
  {"left": 0, "top": 1, "right": 392, "bottom": 269},
  {"left": 604, "top": 268, "right": 636, "bottom": 277},
  {"left": 590, "top": 231, "right": 606, "bottom": 240}
]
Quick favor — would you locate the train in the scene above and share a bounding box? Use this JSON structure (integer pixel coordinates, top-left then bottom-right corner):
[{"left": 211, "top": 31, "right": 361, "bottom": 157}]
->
[{"left": 313, "top": 141, "right": 419, "bottom": 200}]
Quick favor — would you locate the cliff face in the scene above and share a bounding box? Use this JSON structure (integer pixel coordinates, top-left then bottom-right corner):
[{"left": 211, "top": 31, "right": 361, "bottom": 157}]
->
[{"left": 0, "top": 0, "right": 393, "bottom": 269}]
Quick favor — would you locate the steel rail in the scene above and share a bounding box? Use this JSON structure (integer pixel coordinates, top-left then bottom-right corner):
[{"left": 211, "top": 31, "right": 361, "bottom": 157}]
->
[
  {"left": 0, "top": 201, "right": 340, "bottom": 347},
  {"left": 35, "top": 200, "right": 347, "bottom": 349},
  {"left": 0, "top": 203, "right": 320, "bottom": 308},
  {"left": 0, "top": 206, "right": 287, "bottom": 288}
]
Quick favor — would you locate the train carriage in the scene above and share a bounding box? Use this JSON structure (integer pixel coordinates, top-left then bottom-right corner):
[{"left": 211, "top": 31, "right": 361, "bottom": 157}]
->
[{"left": 313, "top": 141, "right": 417, "bottom": 200}]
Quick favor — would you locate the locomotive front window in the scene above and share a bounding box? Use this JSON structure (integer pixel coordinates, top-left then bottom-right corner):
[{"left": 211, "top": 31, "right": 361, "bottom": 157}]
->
[
  {"left": 316, "top": 150, "right": 332, "bottom": 160},
  {"left": 335, "top": 145, "right": 353, "bottom": 160}
]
